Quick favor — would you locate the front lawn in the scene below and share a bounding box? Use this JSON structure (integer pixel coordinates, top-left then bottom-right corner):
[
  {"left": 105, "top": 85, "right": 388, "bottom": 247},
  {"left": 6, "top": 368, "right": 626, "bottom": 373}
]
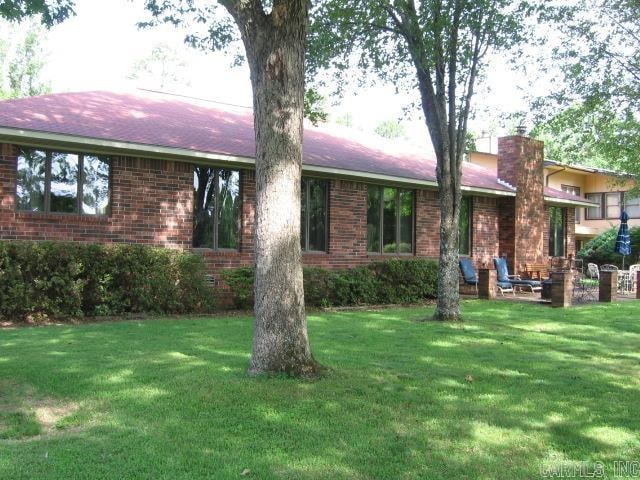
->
[{"left": 1, "top": 301, "right": 639, "bottom": 479}]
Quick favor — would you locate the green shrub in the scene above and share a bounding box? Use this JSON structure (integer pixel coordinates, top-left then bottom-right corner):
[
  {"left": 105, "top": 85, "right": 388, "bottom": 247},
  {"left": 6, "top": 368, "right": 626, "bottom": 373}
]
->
[
  {"left": 220, "top": 259, "right": 439, "bottom": 309},
  {"left": 220, "top": 267, "right": 255, "bottom": 309},
  {"left": 577, "top": 226, "right": 640, "bottom": 268},
  {"left": 0, "top": 241, "right": 215, "bottom": 320}
]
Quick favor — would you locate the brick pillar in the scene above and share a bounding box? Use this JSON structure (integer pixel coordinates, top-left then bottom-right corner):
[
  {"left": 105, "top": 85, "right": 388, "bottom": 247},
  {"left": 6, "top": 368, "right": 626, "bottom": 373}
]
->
[
  {"left": 478, "top": 269, "right": 496, "bottom": 299},
  {"left": 497, "top": 136, "right": 545, "bottom": 276},
  {"left": 551, "top": 271, "right": 572, "bottom": 308},
  {"left": 599, "top": 270, "right": 617, "bottom": 302}
]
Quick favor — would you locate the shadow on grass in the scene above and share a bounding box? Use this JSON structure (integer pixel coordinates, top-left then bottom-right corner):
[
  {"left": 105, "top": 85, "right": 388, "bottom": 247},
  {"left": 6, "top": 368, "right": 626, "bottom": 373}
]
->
[{"left": 0, "top": 301, "right": 639, "bottom": 479}]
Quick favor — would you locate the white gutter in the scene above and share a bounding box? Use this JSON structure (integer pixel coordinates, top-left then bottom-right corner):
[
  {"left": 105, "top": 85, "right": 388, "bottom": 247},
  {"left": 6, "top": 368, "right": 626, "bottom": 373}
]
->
[
  {"left": 543, "top": 195, "right": 598, "bottom": 208},
  {"left": 0, "top": 126, "right": 515, "bottom": 197}
]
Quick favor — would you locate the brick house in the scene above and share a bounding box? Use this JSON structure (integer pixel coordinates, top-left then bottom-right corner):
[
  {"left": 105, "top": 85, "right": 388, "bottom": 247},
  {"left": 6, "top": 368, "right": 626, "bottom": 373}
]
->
[{"left": 0, "top": 91, "right": 592, "bottom": 282}]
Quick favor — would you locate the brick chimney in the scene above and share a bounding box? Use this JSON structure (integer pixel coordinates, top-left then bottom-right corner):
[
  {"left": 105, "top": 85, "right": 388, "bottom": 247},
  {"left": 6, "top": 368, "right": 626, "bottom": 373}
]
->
[{"left": 497, "top": 135, "right": 545, "bottom": 275}]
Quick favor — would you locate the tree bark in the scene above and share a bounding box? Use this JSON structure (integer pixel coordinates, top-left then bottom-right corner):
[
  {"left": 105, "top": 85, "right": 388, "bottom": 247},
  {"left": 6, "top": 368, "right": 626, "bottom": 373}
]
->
[{"left": 227, "top": 1, "right": 320, "bottom": 376}]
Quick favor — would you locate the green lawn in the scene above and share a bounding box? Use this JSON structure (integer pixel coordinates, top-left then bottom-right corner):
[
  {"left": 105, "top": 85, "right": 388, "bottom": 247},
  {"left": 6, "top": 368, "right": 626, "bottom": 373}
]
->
[{"left": 1, "top": 301, "right": 639, "bottom": 479}]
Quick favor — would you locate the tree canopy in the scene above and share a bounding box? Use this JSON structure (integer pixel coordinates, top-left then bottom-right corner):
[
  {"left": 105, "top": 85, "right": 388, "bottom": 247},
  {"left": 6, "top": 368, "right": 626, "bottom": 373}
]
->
[
  {"left": 309, "top": 0, "right": 533, "bottom": 320},
  {"left": 533, "top": 0, "right": 639, "bottom": 176},
  {"left": 0, "top": 0, "right": 75, "bottom": 26}
]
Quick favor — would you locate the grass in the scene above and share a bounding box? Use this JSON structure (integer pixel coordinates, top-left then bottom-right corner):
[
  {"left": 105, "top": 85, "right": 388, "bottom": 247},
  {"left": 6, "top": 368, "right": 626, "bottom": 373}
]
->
[{"left": 1, "top": 300, "right": 639, "bottom": 479}]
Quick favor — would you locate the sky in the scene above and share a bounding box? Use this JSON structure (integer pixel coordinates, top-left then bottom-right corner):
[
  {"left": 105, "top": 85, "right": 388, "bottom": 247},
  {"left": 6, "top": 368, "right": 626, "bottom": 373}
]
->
[{"left": 35, "top": 0, "right": 542, "bottom": 153}]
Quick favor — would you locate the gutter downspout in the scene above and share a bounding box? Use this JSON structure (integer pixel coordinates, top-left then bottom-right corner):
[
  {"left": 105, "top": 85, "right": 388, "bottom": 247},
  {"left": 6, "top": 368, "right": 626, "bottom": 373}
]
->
[{"left": 545, "top": 167, "right": 567, "bottom": 186}]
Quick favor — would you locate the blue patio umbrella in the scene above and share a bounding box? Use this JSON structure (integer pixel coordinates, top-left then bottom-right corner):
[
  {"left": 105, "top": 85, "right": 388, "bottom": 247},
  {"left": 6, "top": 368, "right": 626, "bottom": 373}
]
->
[{"left": 615, "top": 210, "right": 631, "bottom": 269}]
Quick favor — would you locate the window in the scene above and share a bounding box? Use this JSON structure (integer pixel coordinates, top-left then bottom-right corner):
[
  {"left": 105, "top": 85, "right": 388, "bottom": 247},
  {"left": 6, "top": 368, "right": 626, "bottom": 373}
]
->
[
  {"left": 585, "top": 193, "right": 602, "bottom": 220},
  {"left": 459, "top": 196, "right": 473, "bottom": 255},
  {"left": 367, "top": 185, "right": 414, "bottom": 254},
  {"left": 549, "top": 206, "right": 566, "bottom": 257},
  {"left": 300, "top": 178, "right": 328, "bottom": 252},
  {"left": 16, "top": 147, "right": 110, "bottom": 215},
  {"left": 193, "top": 167, "right": 240, "bottom": 249},
  {"left": 561, "top": 185, "right": 581, "bottom": 223},
  {"left": 605, "top": 192, "right": 622, "bottom": 219},
  {"left": 624, "top": 195, "right": 640, "bottom": 218}
]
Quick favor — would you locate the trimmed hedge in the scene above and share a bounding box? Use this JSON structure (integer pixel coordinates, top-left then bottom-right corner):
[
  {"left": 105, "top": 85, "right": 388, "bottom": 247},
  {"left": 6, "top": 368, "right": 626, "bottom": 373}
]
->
[
  {"left": 221, "top": 258, "right": 439, "bottom": 309},
  {"left": 0, "top": 241, "right": 215, "bottom": 320},
  {"left": 577, "top": 226, "right": 640, "bottom": 268}
]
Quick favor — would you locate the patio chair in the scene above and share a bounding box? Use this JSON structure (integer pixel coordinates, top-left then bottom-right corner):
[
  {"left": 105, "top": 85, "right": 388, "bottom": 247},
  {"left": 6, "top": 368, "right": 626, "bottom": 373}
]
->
[
  {"left": 587, "top": 263, "right": 600, "bottom": 280},
  {"left": 459, "top": 257, "right": 478, "bottom": 294},
  {"left": 494, "top": 257, "right": 542, "bottom": 294}
]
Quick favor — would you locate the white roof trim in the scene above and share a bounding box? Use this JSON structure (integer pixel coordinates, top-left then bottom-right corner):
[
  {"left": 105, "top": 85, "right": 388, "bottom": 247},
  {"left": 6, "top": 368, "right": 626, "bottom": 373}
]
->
[
  {"left": 543, "top": 195, "right": 598, "bottom": 208},
  {"left": 0, "top": 126, "right": 515, "bottom": 196}
]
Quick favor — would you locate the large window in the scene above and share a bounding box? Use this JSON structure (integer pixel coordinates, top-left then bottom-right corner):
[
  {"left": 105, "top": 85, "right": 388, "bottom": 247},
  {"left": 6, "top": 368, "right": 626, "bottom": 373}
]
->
[
  {"left": 459, "top": 196, "right": 472, "bottom": 255},
  {"left": 16, "top": 147, "right": 110, "bottom": 215},
  {"left": 585, "top": 193, "right": 603, "bottom": 220},
  {"left": 561, "top": 185, "right": 581, "bottom": 223},
  {"left": 625, "top": 195, "right": 640, "bottom": 218},
  {"left": 301, "top": 178, "right": 328, "bottom": 252},
  {"left": 605, "top": 192, "right": 621, "bottom": 219},
  {"left": 367, "top": 186, "right": 414, "bottom": 254},
  {"left": 549, "top": 206, "right": 566, "bottom": 257},
  {"left": 193, "top": 167, "right": 240, "bottom": 249}
]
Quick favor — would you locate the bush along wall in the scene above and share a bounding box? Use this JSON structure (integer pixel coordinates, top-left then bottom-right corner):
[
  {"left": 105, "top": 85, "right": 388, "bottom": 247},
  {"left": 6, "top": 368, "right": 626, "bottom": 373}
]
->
[
  {"left": 577, "top": 226, "right": 640, "bottom": 268},
  {"left": 221, "top": 258, "right": 439, "bottom": 310},
  {"left": 0, "top": 241, "right": 216, "bottom": 321}
]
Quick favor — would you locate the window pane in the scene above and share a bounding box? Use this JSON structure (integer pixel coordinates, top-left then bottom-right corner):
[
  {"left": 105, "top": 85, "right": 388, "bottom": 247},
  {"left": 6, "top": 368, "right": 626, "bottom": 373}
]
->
[
  {"left": 561, "top": 185, "right": 581, "bottom": 223},
  {"left": 301, "top": 179, "right": 307, "bottom": 250},
  {"left": 217, "top": 170, "right": 240, "bottom": 249},
  {"left": 606, "top": 192, "right": 621, "bottom": 218},
  {"left": 382, "top": 187, "right": 397, "bottom": 253},
  {"left": 82, "top": 155, "right": 110, "bottom": 215},
  {"left": 585, "top": 193, "right": 601, "bottom": 219},
  {"left": 549, "top": 207, "right": 565, "bottom": 257},
  {"left": 625, "top": 196, "right": 640, "bottom": 218},
  {"left": 50, "top": 152, "right": 78, "bottom": 213},
  {"left": 307, "top": 179, "right": 327, "bottom": 251},
  {"left": 16, "top": 148, "right": 46, "bottom": 211},
  {"left": 193, "top": 167, "right": 216, "bottom": 248},
  {"left": 398, "top": 189, "right": 413, "bottom": 253},
  {"left": 367, "top": 186, "right": 381, "bottom": 253},
  {"left": 459, "top": 196, "right": 472, "bottom": 255}
]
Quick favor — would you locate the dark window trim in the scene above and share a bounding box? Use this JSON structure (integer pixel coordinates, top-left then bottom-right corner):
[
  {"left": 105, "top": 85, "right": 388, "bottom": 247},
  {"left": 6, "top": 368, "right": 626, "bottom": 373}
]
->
[
  {"left": 561, "top": 184, "right": 581, "bottom": 224},
  {"left": 459, "top": 195, "right": 473, "bottom": 256},
  {"left": 367, "top": 185, "right": 415, "bottom": 255},
  {"left": 16, "top": 146, "right": 112, "bottom": 217},
  {"left": 549, "top": 206, "right": 567, "bottom": 257},
  {"left": 605, "top": 191, "right": 623, "bottom": 220},
  {"left": 623, "top": 191, "right": 640, "bottom": 219},
  {"left": 584, "top": 192, "right": 604, "bottom": 220},
  {"left": 301, "top": 177, "right": 329, "bottom": 253},
  {"left": 193, "top": 168, "right": 242, "bottom": 251}
]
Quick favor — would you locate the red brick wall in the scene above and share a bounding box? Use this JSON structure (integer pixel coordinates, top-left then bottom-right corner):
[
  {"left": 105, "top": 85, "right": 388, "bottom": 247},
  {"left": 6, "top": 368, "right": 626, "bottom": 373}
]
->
[
  {"left": 498, "top": 197, "right": 516, "bottom": 270},
  {"left": 2, "top": 142, "right": 505, "bottom": 278},
  {"left": 0, "top": 144, "right": 193, "bottom": 247},
  {"left": 472, "top": 195, "right": 499, "bottom": 267},
  {"left": 498, "top": 136, "right": 546, "bottom": 274}
]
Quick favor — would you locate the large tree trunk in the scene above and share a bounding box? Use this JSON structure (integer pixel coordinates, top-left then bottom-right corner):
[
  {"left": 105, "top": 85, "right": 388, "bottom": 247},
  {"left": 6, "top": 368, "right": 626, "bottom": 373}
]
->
[
  {"left": 237, "top": 2, "right": 319, "bottom": 376},
  {"left": 434, "top": 166, "right": 462, "bottom": 321}
]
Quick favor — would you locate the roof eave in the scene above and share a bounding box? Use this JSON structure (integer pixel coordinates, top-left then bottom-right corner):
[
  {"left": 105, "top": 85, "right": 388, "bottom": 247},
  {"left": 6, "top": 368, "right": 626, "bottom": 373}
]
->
[
  {"left": 543, "top": 196, "right": 598, "bottom": 208},
  {"left": 0, "top": 126, "right": 514, "bottom": 196}
]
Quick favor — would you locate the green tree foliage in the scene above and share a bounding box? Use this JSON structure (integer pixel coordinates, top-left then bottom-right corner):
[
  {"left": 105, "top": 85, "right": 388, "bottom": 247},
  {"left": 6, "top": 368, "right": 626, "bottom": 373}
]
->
[
  {"left": 534, "top": 1, "right": 639, "bottom": 175},
  {"left": 374, "top": 120, "right": 406, "bottom": 139},
  {"left": 308, "top": 0, "right": 532, "bottom": 320},
  {"left": 0, "top": 19, "right": 51, "bottom": 99},
  {"left": 0, "top": 0, "right": 74, "bottom": 26},
  {"left": 577, "top": 226, "right": 640, "bottom": 268},
  {"left": 304, "top": 88, "right": 328, "bottom": 125},
  {"left": 128, "top": 42, "right": 191, "bottom": 90},
  {"left": 532, "top": 101, "right": 640, "bottom": 175}
]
